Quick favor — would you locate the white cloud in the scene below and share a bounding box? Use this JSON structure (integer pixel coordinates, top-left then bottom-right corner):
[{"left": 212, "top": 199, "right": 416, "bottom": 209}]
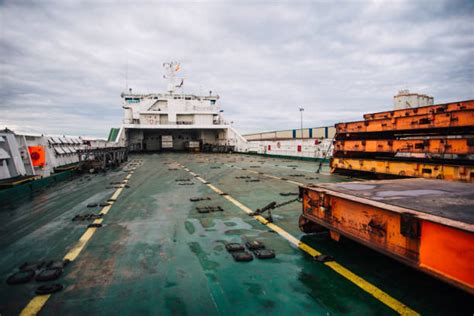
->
[{"left": 0, "top": 0, "right": 473, "bottom": 136}]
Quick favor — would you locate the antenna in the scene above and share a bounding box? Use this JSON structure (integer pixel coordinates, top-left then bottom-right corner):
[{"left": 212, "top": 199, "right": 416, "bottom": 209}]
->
[
  {"left": 125, "top": 56, "right": 129, "bottom": 91},
  {"left": 163, "top": 61, "right": 183, "bottom": 94}
]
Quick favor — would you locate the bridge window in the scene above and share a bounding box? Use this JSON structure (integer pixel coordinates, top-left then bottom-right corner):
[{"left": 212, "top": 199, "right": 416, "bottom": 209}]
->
[{"left": 125, "top": 98, "right": 140, "bottom": 104}]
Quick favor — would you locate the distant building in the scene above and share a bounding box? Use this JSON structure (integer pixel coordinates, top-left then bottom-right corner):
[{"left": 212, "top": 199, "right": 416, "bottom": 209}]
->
[{"left": 394, "top": 90, "right": 434, "bottom": 110}]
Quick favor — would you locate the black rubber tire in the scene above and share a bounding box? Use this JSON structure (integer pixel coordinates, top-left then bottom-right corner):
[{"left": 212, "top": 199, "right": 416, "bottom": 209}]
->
[
  {"left": 20, "top": 262, "right": 45, "bottom": 272},
  {"left": 87, "top": 203, "right": 98, "bottom": 208},
  {"left": 232, "top": 251, "right": 254, "bottom": 262},
  {"left": 245, "top": 240, "right": 265, "bottom": 251},
  {"left": 225, "top": 243, "right": 245, "bottom": 252},
  {"left": 254, "top": 249, "right": 276, "bottom": 259},
  {"left": 36, "top": 267, "right": 62, "bottom": 282},
  {"left": 6, "top": 270, "right": 35, "bottom": 285},
  {"left": 35, "top": 283, "right": 63, "bottom": 295}
]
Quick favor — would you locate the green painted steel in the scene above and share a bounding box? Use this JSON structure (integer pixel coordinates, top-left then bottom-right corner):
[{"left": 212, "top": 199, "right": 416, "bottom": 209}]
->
[
  {"left": 107, "top": 128, "right": 120, "bottom": 142},
  {"left": 0, "top": 170, "right": 76, "bottom": 206},
  {"left": 0, "top": 154, "right": 471, "bottom": 315}
]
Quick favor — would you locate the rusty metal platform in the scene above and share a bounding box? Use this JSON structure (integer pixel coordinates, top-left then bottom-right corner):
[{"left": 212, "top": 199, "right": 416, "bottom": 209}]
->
[
  {"left": 334, "top": 138, "right": 474, "bottom": 156},
  {"left": 331, "top": 157, "right": 474, "bottom": 182},
  {"left": 336, "top": 109, "right": 474, "bottom": 136},
  {"left": 300, "top": 178, "right": 474, "bottom": 294},
  {"left": 363, "top": 100, "right": 474, "bottom": 121}
]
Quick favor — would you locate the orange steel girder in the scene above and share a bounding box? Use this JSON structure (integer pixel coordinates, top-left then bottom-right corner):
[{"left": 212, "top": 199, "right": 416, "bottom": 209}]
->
[
  {"left": 300, "top": 187, "right": 474, "bottom": 294},
  {"left": 363, "top": 100, "right": 474, "bottom": 121},
  {"left": 330, "top": 157, "right": 474, "bottom": 182},
  {"left": 334, "top": 138, "right": 474, "bottom": 155},
  {"left": 336, "top": 110, "right": 474, "bottom": 134}
]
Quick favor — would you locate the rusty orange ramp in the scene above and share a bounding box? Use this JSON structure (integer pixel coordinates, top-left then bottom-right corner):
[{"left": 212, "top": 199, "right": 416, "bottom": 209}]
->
[
  {"left": 299, "top": 178, "right": 474, "bottom": 294},
  {"left": 331, "top": 157, "right": 474, "bottom": 182},
  {"left": 334, "top": 138, "right": 474, "bottom": 156},
  {"left": 363, "top": 100, "right": 474, "bottom": 121},
  {"left": 336, "top": 109, "right": 474, "bottom": 135}
]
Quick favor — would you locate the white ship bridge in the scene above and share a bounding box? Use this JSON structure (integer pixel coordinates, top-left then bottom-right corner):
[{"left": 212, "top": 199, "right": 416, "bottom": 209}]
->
[{"left": 112, "top": 62, "right": 247, "bottom": 152}]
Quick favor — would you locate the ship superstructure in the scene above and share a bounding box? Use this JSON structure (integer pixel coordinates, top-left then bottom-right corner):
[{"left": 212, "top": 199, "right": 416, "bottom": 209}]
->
[{"left": 115, "top": 62, "right": 247, "bottom": 152}]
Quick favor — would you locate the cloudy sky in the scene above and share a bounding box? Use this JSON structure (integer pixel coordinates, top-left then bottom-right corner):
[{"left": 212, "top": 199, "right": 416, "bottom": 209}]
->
[{"left": 1, "top": 0, "right": 473, "bottom": 137}]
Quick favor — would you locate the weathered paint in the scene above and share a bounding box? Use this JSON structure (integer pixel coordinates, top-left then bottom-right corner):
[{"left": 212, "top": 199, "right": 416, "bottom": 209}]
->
[
  {"left": 363, "top": 100, "right": 474, "bottom": 121},
  {"left": 0, "top": 154, "right": 472, "bottom": 315},
  {"left": 335, "top": 138, "right": 474, "bottom": 155},
  {"left": 336, "top": 109, "right": 474, "bottom": 134},
  {"left": 331, "top": 157, "right": 474, "bottom": 182},
  {"left": 300, "top": 180, "right": 474, "bottom": 294}
]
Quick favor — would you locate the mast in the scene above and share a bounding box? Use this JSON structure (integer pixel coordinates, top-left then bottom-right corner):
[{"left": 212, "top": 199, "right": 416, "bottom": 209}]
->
[{"left": 163, "top": 61, "right": 184, "bottom": 94}]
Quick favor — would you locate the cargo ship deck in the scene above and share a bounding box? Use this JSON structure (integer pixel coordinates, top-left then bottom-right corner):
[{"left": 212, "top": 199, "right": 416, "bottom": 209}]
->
[{"left": 0, "top": 153, "right": 472, "bottom": 315}]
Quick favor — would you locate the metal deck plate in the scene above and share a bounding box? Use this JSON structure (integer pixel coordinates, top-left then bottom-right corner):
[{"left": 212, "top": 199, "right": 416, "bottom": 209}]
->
[
  {"left": 312, "top": 178, "right": 474, "bottom": 225},
  {"left": 1, "top": 154, "right": 473, "bottom": 315}
]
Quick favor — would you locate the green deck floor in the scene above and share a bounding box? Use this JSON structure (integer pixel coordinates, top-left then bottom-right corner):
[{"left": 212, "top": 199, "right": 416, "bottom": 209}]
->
[{"left": 0, "top": 153, "right": 472, "bottom": 315}]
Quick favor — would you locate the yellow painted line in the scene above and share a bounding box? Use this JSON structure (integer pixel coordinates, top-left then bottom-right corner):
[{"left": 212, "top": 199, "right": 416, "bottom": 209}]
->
[
  {"left": 181, "top": 165, "right": 419, "bottom": 316},
  {"left": 196, "top": 177, "right": 207, "bottom": 183},
  {"left": 207, "top": 183, "right": 224, "bottom": 195},
  {"left": 100, "top": 204, "right": 113, "bottom": 215},
  {"left": 110, "top": 187, "right": 124, "bottom": 201},
  {"left": 20, "top": 295, "right": 51, "bottom": 316},
  {"left": 263, "top": 174, "right": 282, "bottom": 180},
  {"left": 225, "top": 163, "right": 305, "bottom": 186},
  {"left": 325, "top": 262, "right": 417, "bottom": 315},
  {"left": 63, "top": 227, "right": 98, "bottom": 261},
  {"left": 20, "top": 163, "right": 139, "bottom": 316},
  {"left": 222, "top": 195, "right": 253, "bottom": 214},
  {"left": 93, "top": 218, "right": 104, "bottom": 224},
  {"left": 287, "top": 180, "right": 304, "bottom": 186}
]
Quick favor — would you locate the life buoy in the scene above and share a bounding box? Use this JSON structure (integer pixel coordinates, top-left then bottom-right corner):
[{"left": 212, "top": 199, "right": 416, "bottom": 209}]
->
[{"left": 28, "top": 146, "right": 46, "bottom": 167}]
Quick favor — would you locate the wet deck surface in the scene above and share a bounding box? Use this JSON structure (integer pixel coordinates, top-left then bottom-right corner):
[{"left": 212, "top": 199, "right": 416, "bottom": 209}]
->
[{"left": 0, "top": 153, "right": 472, "bottom": 315}]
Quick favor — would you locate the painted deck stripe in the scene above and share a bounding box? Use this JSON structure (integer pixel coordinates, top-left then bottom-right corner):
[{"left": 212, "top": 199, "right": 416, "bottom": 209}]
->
[
  {"left": 286, "top": 180, "right": 304, "bottom": 186},
  {"left": 19, "top": 162, "right": 139, "bottom": 316},
  {"left": 325, "top": 261, "right": 417, "bottom": 315},
  {"left": 181, "top": 164, "right": 419, "bottom": 316},
  {"left": 19, "top": 295, "right": 51, "bottom": 316},
  {"left": 225, "top": 163, "right": 305, "bottom": 186}
]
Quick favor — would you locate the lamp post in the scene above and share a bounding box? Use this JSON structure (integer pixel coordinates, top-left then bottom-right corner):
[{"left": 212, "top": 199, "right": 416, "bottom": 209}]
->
[{"left": 299, "top": 107, "right": 304, "bottom": 140}]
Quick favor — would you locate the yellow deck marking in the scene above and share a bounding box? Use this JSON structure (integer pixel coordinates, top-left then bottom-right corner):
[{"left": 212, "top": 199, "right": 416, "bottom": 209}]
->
[
  {"left": 100, "top": 204, "right": 113, "bottom": 215},
  {"left": 196, "top": 177, "right": 207, "bottom": 183},
  {"left": 63, "top": 227, "right": 97, "bottom": 261},
  {"left": 20, "top": 162, "right": 139, "bottom": 316},
  {"left": 225, "top": 163, "right": 305, "bottom": 186},
  {"left": 325, "top": 262, "right": 417, "bottom": 315},
  {"left": 286, "top": 180, "right": 304, "bottom": 186},
  {"left": 20, "top": 295, "right": 51, "bottom": 316},
  {"left": 110, "top": 187, "right": 124, "bottom": 200},
  {"left": 181, "top": 164, "right": 419, "bottom": 316},
  {"left": 207, "top": 183, "right": 224, "bottom": 195},
  {"left": 263, "top": 174, "right": 281, "bottom": 180}
]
